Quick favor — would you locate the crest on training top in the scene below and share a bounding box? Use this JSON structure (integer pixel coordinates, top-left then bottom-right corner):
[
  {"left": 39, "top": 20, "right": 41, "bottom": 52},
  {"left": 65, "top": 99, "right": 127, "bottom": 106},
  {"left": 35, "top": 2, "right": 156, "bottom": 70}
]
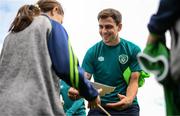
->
[{"left": 119, "top": 54, "right": 128, "bottom": 64}]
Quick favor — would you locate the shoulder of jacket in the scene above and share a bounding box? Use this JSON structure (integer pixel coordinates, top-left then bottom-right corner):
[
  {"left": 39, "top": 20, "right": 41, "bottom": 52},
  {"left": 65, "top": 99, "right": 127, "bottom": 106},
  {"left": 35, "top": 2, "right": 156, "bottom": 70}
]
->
[{"left": 33, "top": 15, "right": 52, "bottom": 33}]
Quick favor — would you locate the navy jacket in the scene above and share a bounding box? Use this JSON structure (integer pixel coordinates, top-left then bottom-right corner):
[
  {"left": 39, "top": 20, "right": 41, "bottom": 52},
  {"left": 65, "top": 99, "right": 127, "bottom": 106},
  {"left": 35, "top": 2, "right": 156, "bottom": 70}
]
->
[
  {"left": 148, "top": 0, "right": 180, "bottom": 35},
  {"left": 48, "top": 18, "right": 98, "bottom": 101}
]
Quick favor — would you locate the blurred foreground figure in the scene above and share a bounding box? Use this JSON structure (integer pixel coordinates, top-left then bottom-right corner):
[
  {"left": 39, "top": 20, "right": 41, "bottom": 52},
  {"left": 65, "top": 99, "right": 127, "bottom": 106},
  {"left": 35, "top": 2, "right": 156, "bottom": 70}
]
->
[{"left": 138, "top": 0, "right": 180, "bottom": 115}]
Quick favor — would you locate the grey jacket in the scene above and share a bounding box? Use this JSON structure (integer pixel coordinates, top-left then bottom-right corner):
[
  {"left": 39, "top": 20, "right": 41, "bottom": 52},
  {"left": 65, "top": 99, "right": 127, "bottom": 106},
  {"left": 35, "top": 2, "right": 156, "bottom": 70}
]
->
[{"left": 0, "top": 16, "right": 65, "bottom": 116}]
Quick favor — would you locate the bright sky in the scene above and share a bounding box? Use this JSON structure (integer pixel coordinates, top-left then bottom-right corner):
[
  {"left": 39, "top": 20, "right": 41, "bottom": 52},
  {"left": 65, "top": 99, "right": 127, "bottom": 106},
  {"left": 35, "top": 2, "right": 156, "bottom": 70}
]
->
[{"left": 0, "top": 0, "right": 166, "bottom": 116}]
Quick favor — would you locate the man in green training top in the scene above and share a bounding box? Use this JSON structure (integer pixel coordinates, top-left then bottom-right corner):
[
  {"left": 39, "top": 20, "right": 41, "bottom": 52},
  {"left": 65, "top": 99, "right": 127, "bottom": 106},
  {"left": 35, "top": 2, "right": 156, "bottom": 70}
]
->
[{"left": 82, "top": 8, "right": 143, "bottom": 116}]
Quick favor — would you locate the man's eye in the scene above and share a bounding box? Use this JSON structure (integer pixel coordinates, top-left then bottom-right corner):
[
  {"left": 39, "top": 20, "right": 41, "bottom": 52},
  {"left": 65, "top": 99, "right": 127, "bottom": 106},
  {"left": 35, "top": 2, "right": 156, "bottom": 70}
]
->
[
  {"left": 99, "top": 25, "right": 103, "bottom": 29},
  {"left": 105, "top": 25, "right": 113, "bottom": 29}
]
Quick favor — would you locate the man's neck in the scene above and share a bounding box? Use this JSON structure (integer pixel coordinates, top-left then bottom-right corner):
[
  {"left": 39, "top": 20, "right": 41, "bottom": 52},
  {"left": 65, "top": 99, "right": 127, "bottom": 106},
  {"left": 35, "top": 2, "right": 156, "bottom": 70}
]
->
[{"left": 105, "top": 37, "right": 120, "bottom": 46}]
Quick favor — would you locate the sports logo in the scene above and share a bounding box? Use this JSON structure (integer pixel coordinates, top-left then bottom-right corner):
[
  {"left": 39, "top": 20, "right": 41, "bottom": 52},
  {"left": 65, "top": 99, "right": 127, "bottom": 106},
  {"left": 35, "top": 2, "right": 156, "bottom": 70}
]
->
[
  {"left": 119, "top": 54, "right": 128, "bottom": 64},
  {"left": 98, "top": 56, "right": 104, "bottom": 62}
]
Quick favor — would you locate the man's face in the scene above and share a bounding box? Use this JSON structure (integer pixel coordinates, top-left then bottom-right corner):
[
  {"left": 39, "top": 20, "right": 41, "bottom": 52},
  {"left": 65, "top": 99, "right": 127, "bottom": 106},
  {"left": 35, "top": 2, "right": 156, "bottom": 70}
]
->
[{"left": 98, "top": 17, "right": 121, "bottom": 45}]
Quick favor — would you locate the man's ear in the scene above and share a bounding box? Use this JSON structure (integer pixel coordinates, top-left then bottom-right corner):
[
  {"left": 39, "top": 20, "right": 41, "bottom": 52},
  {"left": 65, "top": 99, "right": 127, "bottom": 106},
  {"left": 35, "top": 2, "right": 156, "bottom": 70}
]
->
[{"left": 118, "top": 23, "right": 122, "bottom": 31}]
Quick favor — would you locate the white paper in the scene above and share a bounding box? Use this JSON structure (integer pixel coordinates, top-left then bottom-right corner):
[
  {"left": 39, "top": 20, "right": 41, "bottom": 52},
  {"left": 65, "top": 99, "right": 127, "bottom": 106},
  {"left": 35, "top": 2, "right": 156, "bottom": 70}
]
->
[{"left": 90, "top": 82, "right": 115, "bottom": 96}]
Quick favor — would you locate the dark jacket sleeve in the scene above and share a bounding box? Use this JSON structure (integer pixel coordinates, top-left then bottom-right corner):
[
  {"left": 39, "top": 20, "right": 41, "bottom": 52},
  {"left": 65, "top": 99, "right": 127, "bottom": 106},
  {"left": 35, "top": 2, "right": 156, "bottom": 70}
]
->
[
  {"left": 48, "top": 20, "right": 98, "bottom": 101},
  {"left": 148, "top": 0, "right": 180, "bottom": 35}
]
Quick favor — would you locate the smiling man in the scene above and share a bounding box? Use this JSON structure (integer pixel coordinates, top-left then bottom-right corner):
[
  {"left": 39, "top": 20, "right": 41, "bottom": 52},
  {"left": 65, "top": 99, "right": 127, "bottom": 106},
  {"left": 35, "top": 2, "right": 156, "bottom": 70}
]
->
[{"left": 82, "top": 8, "right": 142, "bottom": 116}]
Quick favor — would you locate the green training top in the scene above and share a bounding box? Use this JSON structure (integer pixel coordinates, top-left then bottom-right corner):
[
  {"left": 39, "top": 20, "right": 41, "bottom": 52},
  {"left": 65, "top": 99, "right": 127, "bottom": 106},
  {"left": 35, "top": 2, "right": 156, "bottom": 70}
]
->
[
  {"left": 60, "top": 80, "right": 86, "bottom": 116},
  {"left": 82, "top": 38, "right": 142, "bottom": 105}
]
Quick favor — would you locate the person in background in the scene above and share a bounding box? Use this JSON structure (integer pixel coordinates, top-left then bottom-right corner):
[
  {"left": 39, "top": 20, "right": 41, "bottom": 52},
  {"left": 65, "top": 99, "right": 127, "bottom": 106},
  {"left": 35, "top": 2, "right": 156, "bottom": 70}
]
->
[
  {"left": 0, "top": 0, "right": 100, "bottom": 116},
  {"left": 141, "top": 0, "right": 180, "bottom": 115},
  {"left": 82, "top": 8, "right": 143, "bottom": 116},
  {"left": 59, "top": 80, "right": 86, "bottom": 116}
]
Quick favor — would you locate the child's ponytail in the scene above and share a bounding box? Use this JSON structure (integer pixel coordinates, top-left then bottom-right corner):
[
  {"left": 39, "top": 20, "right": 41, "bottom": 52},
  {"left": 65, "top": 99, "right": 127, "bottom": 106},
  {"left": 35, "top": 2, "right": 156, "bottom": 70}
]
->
[{"left": 9, "top": 4, "right": 40, "bottom": 32}]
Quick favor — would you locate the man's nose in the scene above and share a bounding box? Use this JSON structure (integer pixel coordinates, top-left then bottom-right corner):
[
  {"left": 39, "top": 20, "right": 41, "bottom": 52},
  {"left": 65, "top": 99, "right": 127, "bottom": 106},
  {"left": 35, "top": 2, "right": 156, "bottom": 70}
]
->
[{"left": 101, "top": 27, "right": 108, "bottom": 33}]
